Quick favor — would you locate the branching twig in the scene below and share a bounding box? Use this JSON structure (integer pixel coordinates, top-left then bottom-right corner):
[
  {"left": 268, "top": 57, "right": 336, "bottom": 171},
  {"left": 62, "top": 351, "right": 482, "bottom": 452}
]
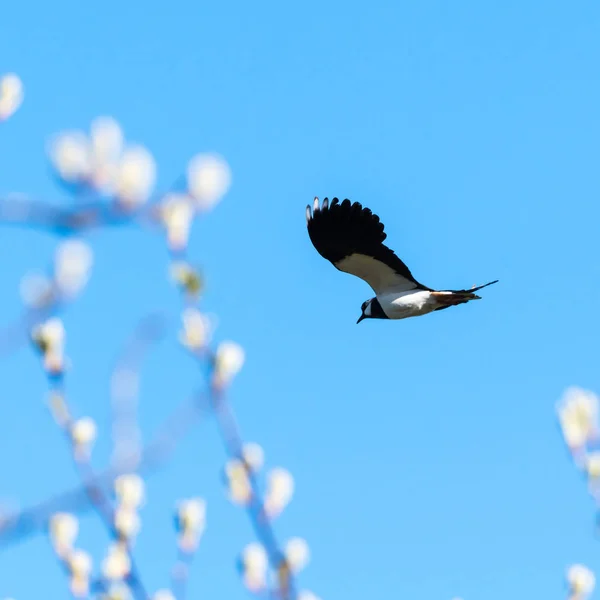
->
[
  {"left": 0, "top": 391, "right": 209, "bottom": 549},
  {"left": 0, "top": 111, "right": 309, "bottom": 600}
]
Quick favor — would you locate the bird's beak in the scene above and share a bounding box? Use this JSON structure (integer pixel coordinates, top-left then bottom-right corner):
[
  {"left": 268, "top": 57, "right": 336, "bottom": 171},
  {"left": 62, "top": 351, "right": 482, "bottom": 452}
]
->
[{"left": 356, "top": 313, "right": 365, "bottom": 324}]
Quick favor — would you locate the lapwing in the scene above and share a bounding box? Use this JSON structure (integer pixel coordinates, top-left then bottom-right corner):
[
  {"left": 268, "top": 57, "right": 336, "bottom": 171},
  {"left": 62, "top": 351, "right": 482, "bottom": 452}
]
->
[{"left": 306, "top": 197, "right": 497, "bottom": 324}]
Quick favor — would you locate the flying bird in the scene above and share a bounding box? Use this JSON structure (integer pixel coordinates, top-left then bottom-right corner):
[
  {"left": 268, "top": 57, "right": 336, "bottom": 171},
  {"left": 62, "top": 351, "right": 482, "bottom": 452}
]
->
[{"left": 306, "top": 197, "right": 497, "bottom": 324}]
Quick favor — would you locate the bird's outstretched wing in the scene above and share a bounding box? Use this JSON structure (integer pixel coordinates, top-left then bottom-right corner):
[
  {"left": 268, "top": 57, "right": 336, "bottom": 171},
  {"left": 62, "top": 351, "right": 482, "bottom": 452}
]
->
[{"left": 306, "top": 197, "right": 430, "bottom": 295}]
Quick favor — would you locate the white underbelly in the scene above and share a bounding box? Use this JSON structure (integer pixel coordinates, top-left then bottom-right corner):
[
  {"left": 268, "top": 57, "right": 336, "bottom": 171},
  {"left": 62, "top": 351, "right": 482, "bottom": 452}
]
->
[{"left": 378, "top": 290, "right": 437, "bottom": 320}]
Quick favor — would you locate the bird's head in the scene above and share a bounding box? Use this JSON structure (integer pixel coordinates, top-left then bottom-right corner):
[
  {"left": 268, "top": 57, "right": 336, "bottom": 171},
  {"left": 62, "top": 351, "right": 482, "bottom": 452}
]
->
[
  {"left": 356, "top": 299, "right": 372, "bottom": 324},
  {"left": 356, "top": 297, "right": 389, "bottom": 325},
  {"left": 356, "top": 298, "right": 388, "bottom": 324}
]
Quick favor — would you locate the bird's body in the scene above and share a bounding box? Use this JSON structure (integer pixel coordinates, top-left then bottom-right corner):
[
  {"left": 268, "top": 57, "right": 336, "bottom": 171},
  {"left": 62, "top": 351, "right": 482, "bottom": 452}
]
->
[
  {"left": 305, "top": 197, "right": 497, "bottom": 324},
  {"left": 380, "top": 289, "right": 437, "bottom": 319},
  {"left": 377, "top": 289, "right": 486, "bottom": 320}
]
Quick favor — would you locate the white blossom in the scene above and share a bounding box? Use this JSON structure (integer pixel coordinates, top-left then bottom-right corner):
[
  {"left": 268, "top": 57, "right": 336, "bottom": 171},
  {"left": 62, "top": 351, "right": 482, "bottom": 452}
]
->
[
  {"left": 284, "top": 537, "right": 310, "bottom": 572},
  {"left": 71, "top": 417, "right": 97, "bottom": 446},
  {"left": 49, "top": 513, "right": 79, "bottom": 555},
  {"left": 558, "top": 387, "right": 599, "bottom": 449},
  {"left": 176, "top": 497, "right": 206, "bottom": 551},
  {"left": 102, "top": 543, "right": 132, "bottom": 580},
  {"left": 0, "top": 73, "right": 23, "bottom": 120},
  {"left": 115, "top": 145, "right": 156, "bottom": 207},
  {"left": 264, "top": 467, "right": 294, "bottom": 517},
  {"left": 70, "top": 575, "right": 90, "bottom": 598},
  {"left": 49, "top": 131, "right": 93, "bottom": 183},
  {"left": 585, "top": 452, "right": 600, "bottom": 478},
  {"left": 215, "top": 341, "right": 245, "bottom": 384},
  {"left": 54, "top": 239, "right": 93, "bottom": 297},
  {"left": 186, "top": 153, "right": 231, "bottom": 209},
  {"left": 32, "top": 317, "right": 65, "bottom": 350},
  {"left": 114, "top": 507, "right": 141, "bottom": 540},
  {"left": 567, "top": 564, "right": 595, "bottom": 597},
  {"left": 91, "top": 116, "right": 124, "bottom": 164},
  {"left": 32, "top": 318, "right": 66, "bottom": 373},
  {"left": 225, "top": 458, "right": 252, "bottom": 504},
  {"left": 179, "top": 308, "right": 211, "bottom": 350},
  {"left": 241, "top": 542, "right": 268, "bottom": 591},
  {"left": 159, "top": 194, "right": 195, "bottom": 251},
  {"left": 67, "top": 549, "right": 92, "bottom": 578},
  {"left": 89, "top": 116, "right": 124, "bottom": 191},
  {"left": 176, "top": 497, "right": 206, "bottom": 534},
  {"left": 45, "top": 351, "right": 65, "bottom": 375},
  {"left": 242, "top": 442, "right": 265, "bottom": 472},
  {"left": 114, "top": 474, "right": 145, "bottom": 509}
]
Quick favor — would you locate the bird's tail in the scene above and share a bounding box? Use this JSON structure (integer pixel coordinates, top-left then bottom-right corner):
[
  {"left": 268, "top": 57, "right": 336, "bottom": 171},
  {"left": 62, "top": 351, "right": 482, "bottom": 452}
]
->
[
  {"left": 432, "top": 279, "right": 498, "bottom": 309},
  {"left": 468, "top": 279, "right": 499, "bottom": 293},
  {"left": 444, "top": 279, "right": 499, "bottom": 300}
]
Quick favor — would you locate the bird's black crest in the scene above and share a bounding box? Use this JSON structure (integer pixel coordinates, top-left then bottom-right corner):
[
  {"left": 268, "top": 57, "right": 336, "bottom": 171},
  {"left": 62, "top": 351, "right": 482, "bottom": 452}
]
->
[{"left": 306, "top": 196, "right": 427, "bottom": 288}]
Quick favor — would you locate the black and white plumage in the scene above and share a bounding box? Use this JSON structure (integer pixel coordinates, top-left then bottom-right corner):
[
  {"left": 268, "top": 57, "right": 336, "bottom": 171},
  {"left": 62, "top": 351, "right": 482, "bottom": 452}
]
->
[{"left": 306, "top": 197, "right": 498, "bottom": 324}]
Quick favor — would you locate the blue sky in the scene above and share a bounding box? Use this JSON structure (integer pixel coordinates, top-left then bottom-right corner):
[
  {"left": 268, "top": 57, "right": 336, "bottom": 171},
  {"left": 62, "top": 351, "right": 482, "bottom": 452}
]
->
[{"left": 1, "top": 0, "right": 600, "bottom": 598}]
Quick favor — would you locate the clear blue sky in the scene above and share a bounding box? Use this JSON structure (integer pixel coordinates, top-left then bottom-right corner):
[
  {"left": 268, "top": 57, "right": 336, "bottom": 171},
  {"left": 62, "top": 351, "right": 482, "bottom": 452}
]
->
[{"left": 1, "top": 1, "right": 600, "bottom": 598}]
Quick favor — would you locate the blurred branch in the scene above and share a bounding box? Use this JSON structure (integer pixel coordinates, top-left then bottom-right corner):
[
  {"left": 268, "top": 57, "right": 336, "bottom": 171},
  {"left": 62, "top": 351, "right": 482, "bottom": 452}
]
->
[
  {"left": 170, "top": 548, "right": 195, "bottom": 600},
  {"left": 110, "top": 311, "right": 168, "bottom": 470},
  {"left": 210, "top": 384, "right": 295, "bottom": 600},
  {"left": 47, "top": 372, "right": 149, "bottom": 599},
  {"left": 0, "top": 109, "right": 309, "bottom": 599},
  {"left": 0, "top": 390, "right": 209, "bottom": 549},
  {"left": 0, "top": 194, "right": 160, "bottom": 236}
]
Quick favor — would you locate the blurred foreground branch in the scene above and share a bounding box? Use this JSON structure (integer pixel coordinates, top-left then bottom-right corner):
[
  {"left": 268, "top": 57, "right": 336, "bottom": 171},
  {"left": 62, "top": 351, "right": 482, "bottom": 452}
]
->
[{"left": 0, "top": 79, "right": 316, "bottom": 600}]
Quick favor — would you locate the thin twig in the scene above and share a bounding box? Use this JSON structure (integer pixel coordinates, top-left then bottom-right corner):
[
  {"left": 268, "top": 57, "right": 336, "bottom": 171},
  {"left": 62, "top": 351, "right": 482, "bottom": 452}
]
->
[
  {"left": 210, "top": 383, "right": 295, "bottom": 600},
  {"left": 48, "top": 373, "right": 149, "bottom": 600},
  {"left": 170, "top": 548, "right": 196, "bottom": 600},
  {"left": 109, "top": 311, "right": 168, "bottom": 470},
  {"left": 0, "top": 391, "right": 209, "bottom": 549}
]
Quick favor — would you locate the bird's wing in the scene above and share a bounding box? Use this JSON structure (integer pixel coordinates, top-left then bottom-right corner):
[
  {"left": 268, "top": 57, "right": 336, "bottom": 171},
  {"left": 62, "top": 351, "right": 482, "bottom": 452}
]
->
[{"left": 306, "top": 197, "right": 430, "bottom": 295}]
